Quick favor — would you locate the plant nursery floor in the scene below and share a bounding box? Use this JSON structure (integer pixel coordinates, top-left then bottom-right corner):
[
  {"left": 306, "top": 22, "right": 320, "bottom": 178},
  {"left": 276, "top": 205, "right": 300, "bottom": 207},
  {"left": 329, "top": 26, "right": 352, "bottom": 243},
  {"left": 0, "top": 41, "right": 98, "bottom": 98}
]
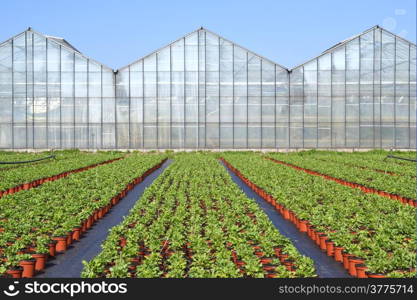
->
[
  {"left": 37, "top": 159, "right": 172, "bottom": 278},
  {"left": 220, "top": 161, "right": 351, "bottom": 278}
]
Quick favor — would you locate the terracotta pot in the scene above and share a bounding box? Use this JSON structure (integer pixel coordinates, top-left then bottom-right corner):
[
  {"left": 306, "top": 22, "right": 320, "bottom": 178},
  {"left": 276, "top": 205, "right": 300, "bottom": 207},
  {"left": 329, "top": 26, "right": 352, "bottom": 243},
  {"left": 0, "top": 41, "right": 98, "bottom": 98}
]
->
[
  {"left": 72, "top": 227, "right": 81, "bottom": 241},
  {"left": 81, "top": 221, "right": 87, "bottom": 233},
  {"left": 314, "top": 232, "right": 324, "bottom": 245},
  {"left": 48, "top": 242, "right": 56, "bottom": 257},
  {"left": 283, "top": 259, "right": 295, "bottom": 271},
  {"left": 31, "top": 253, "right": 47, "bottom": 271},
  {"left": 19, "top": 259, "right": 36, "bottom": 278},
  {"left": 409, "top": 199, "right": 416, "bottom": 207},
  {"left": 334, "top": 246, "right": 344, "bottom": 262},
  {"left": 320, "top": 237, "right": 328, "bottom": 251},
  {"left": 342, "top": 253, "right": 353, "bottom": 270},
  {"left": 309, "top": 229, "right": 316, "bottom": 241},
  {"left": 98, "top": 208, "right": 104, "bottom": 219},
  {"left": 366, "top": 272, "right": 386, "bottom": 278},
  {"left": 307, "top": 225, "right": 314, "bottom": 238},
  {"left": 260, "top": 257, "right": 273, "bottom": 264},
  {"left": 66, "top": 231, "right": 73, "bottom": 246},
  {"left": 86, "top": 217, "right": 93, "bottom": 229},
  {"left": 262, "top": 264, "right": 275, "bottom": 271},
  {"left": 348, "top": 256, "right": 364, "bottom": 276},
  {"left": 53, "top": 236, "right": 67, "bottom": 252},
  {"left": 289, "top": 211, "right": 295, "bottom": 223},
  {"left": 355, "top": 264, "right": 368, "bottom": 278},
  {"left": 274, "top": 247, "right": 282, "bottom": 257},
  {"left": 279, "top": 253, "right": 289, "bottom": 263},
  {"left": 6, "top": 267, "right": 23, "bottom": 278},
  {"left": 93, "top": 211, "right": 99, "bottom": 221},
  {"left": 119, "top": 237, "right": 127, "bottom": 248},
  {"left": 235, "top": 260, "right": 245, "bottom": 267},
  {"left": 299, "top": 220, "right": 308, "bottom": 233},
  {"left": 283, "top": 209, "right": 290, "bottom": 220},
  {"left": 254, "top": 251, "right": 264, "bottom": 257},
  {"left": 325, "top": 240, "right": 335, "bottom": 256}
]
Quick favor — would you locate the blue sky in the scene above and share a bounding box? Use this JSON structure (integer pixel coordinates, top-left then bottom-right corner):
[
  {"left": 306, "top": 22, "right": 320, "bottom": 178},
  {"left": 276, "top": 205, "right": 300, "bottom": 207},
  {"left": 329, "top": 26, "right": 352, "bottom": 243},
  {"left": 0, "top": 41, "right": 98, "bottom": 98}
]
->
[{"left": 1, "top": 0, "right": 415, "bottom": 70}]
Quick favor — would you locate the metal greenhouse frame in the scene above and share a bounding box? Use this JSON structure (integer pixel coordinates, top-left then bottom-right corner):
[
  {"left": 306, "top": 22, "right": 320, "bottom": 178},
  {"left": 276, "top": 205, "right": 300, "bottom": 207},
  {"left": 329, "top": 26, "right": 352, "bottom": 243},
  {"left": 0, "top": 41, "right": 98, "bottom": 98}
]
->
[{"left": 0, "top": 26, "right": 415, "bottom": 150}]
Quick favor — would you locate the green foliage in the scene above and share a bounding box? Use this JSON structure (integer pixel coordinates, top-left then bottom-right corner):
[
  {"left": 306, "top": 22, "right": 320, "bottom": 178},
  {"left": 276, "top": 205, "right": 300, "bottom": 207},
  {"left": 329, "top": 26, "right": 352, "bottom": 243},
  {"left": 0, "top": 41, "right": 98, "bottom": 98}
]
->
[
  {"left": 0, "top": 153, "right": 166, "bottom": 274},
  {"left": 223, "top": 152, "right": 416, "bottom": 277},
  {"left": 82, "top": 154, "right": 316, "bottom": 278}
]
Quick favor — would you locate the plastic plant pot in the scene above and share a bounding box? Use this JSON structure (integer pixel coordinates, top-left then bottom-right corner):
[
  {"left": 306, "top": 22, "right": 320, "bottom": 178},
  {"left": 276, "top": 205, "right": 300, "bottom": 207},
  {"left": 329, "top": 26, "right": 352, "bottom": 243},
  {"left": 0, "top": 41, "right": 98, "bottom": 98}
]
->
[
  {"left": 366, "top": 272, "right": 386, "bottom": 278},
  {"left": 19, "top": 259, "right": 36, "bottom": 278},
  {"left": 273, "top": 247, "right": 282, "bottom": 257},
  {"left": 342, "top": 252, "right": 353, "bottom": 270},
  {"left": 260, "top": 257, "right": 273, "bottom": 264},
  {"left": 325, "top": 240, "right": 335, "bottom": 257},
  {"left": 348, "top": 256, "right": 364, "bottom": 276},
  {"left": 299, "top": 220, "right": 308, "bottom": 232},
  {"left": 31, "top": 253, "right": 47, "bottom": 271},
  {"left": 66, "top": 231, "right": 73, "bottom": 246},
  {"left": 52, "top": 236, "right": 67, "bottom": 253},
  {"left": 48, "top": 241, "right": 57, "bottom": 257},
  {"left": 333, "top": 246, "right": 344, "bottom": 262},
  {"left": 283, "top": 209, "right": 290, "bottom": 220},
  {"left": 315, "top": 232, "right": 324, "bottom": 246},
  {"left": 119, "top": 237, "right": 127, "bottom": 248},
  {"left": 6, "top": 267, "right": 23, "bottom": 278},
  {"left": 319, "top": 235, "right": 328, "bottom": 251},
  {"left": 72, "top": 227, "right": 81, "bottom": 241},
  {"left": 355, "top": 264, "right": 368, "bottom": 278}
]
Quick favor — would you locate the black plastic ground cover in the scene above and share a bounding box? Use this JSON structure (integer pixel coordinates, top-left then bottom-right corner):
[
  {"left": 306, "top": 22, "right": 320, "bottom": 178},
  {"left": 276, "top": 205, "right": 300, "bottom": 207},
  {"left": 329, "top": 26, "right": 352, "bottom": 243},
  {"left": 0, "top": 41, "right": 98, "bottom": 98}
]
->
[
  {"left": 37, "top": 159, "right": 172, "bottom": 278},
  {"left": 220, "top": 161, "right": 350, "bottom": 278}
]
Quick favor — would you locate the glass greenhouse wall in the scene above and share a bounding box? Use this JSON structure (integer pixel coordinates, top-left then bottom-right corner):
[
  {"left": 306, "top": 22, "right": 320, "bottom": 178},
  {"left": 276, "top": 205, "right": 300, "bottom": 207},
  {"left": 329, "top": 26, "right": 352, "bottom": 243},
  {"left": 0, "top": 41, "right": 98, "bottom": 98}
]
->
[{"left": 0, "top": 26, "right": 415, "bottom": 149}]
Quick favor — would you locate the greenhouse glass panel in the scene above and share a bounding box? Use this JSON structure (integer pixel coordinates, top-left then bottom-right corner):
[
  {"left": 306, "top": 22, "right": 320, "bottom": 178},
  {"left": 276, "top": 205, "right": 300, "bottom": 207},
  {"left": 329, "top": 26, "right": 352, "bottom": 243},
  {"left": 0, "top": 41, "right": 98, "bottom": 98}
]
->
[{"left": 0, "top": 26, "right": 414, "bottom": 149}]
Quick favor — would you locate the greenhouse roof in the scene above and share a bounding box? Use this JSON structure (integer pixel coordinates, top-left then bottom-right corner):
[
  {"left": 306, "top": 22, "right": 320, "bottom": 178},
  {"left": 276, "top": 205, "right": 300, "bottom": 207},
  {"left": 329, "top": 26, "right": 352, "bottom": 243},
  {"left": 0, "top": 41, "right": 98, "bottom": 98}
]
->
[{"left": 1, "top": 25, "right": 415, "bottom": 73}]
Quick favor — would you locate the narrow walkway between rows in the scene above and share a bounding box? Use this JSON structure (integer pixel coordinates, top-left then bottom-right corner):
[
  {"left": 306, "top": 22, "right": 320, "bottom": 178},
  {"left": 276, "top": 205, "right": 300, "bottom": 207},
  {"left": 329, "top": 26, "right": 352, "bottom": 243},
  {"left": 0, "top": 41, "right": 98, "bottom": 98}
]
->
[
  {"left": 37, "top": 159, "right": 172, "bottom": 278},
  {"left": 220, "top": 161, "right": 350, "bottom": 278}
]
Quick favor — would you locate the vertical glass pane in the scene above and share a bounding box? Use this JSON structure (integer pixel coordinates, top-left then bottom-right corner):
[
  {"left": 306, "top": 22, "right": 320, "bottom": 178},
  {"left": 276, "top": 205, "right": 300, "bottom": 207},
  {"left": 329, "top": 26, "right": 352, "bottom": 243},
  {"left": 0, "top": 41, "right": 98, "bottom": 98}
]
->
[
  {"left": 346, "top": 38, "right": 360, "bottom": 147},
  {"left": 276, "top": 67, "right": 289, "bottom": 148},
  {"left": 381, "top": 31, "right": 395, "bottom": 147},
  {"left": 318, "top": 53, "right": 331, "bottom": 147}
]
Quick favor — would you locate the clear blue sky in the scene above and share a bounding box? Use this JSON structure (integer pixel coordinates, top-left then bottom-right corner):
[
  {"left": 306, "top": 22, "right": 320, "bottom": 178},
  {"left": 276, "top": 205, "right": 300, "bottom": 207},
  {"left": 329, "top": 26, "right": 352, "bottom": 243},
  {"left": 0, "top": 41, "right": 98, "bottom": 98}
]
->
[{"left": 1, "top": 0, "right": 415, "bottom": 70}]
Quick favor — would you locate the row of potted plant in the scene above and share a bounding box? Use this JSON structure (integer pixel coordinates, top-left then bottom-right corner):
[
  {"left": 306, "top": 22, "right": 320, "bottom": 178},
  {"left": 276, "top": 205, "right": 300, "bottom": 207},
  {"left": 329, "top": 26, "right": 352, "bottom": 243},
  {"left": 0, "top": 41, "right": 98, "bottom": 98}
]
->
[
  {"left": 266, "top": 152, "right": 416, "bottom": 202},
  {"left": 0, "top": 150, "right": 123, "bottom": 195},
  {"left": 0, "top": 153, "right": 167, "bottom": 278},
  {"left": 298, "top": 151, "right": 415, "bottom": 178},
  {"left": 221, "top": 153, "right": 415, "bottom": 278},
  {"left": 265, "top": 157, "right": 416, "bottom": 207},
  {"left": 82, "top": 154, "right": 316, "bottom": 278}
]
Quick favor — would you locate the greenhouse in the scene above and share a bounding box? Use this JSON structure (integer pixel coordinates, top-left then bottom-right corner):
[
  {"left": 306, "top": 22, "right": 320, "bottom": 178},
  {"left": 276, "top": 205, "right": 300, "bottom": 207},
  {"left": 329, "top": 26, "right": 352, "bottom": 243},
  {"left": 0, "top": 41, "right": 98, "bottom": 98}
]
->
[{"left": 0, "top": 25, "right": 415, "bottom": 150}]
